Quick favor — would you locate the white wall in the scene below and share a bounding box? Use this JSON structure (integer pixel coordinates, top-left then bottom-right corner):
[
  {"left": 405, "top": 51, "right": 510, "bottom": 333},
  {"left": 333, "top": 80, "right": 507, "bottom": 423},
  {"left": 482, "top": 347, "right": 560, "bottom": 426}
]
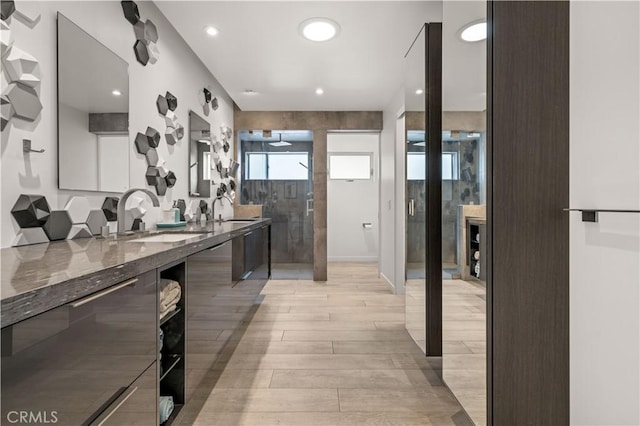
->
[
  {"left": 570, "top": 1, "right": 640, "bottom": 424},
  {"left": 1, "top": 1, "right": 234, "bottom": 248},
  {"left": 327, "top": 133, "right": 380, "bottom": 262},
  {"left": 380, "top": 89, "right": 404, "bottom": 292}
]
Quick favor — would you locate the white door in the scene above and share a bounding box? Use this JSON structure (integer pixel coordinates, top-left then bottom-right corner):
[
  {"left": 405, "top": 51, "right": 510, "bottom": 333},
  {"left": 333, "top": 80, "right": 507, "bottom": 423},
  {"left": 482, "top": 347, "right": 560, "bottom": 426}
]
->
[{"left": 327, "top": 133, "right": 380, "bottom": 262}]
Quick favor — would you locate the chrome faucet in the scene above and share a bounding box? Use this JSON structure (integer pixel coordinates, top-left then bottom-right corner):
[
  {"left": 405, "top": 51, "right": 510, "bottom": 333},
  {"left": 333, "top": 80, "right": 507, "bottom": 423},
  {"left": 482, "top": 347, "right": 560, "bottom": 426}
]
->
[
  {"left": 117, "top": 188, "right": 160, "bottom": 233},
  {"left": 212, "top": 195, "right": 233, "bottom": 224}
]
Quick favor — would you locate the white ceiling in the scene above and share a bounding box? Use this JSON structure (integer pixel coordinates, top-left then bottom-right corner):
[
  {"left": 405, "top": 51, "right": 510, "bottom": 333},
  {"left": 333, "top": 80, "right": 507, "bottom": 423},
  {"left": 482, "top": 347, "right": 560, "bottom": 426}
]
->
[{"left": 157, "top": 1, "right": 485, "bottom": 112}]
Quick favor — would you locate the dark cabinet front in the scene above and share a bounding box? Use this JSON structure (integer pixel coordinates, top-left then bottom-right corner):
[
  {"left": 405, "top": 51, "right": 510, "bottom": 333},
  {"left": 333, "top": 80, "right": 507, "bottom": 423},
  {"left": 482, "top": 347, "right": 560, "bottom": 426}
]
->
[
  {"left": 186, "top": 241, "right": 233, "bottom": 400},
  {"left": 0, "top": 270, "right": 157, "bottom": 425}
]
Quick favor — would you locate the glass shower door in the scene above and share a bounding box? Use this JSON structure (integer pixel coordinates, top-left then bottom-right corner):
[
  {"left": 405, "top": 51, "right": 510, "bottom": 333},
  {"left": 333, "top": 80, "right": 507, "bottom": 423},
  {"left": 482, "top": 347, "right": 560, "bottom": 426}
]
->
[{"left": 238, "top": 130, "right": 314, "bottom": 279}]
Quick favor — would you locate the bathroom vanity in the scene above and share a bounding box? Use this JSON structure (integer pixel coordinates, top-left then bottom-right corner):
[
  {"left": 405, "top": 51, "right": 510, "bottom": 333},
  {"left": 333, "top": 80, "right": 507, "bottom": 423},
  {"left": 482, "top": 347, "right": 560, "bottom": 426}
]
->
[{"left": 0, "top": 219, "right": 270, "bottom": 425}]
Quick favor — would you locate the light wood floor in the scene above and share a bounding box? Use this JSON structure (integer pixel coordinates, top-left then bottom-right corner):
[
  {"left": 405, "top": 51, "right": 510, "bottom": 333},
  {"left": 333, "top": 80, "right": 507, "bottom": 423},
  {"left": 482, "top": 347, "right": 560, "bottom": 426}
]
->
[
  {"left": 442, "top": 279, "right": 486, "bottom": 426},
  {"left": 176, "top": 263, "right": 470, "bottom": 425}
]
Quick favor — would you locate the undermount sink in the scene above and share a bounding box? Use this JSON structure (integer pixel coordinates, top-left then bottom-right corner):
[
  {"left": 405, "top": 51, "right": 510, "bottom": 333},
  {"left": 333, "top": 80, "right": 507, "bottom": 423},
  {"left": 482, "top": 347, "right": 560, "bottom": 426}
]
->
[{"left": 127, "top": 233, "right": 203, "bottom": 243}]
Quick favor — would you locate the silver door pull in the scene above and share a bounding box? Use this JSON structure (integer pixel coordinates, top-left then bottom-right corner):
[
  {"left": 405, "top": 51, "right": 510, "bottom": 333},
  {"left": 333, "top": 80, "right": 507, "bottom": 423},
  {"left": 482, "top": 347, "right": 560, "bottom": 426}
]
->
[
  {"left": 91, "top": 386, "right": 138, "bottom": 426},
  {"left": 362, "top": 223, "right": 373, "bottom": 229},
  {"left": 69, "top": 278, "right": 138, "bottom": 308}
]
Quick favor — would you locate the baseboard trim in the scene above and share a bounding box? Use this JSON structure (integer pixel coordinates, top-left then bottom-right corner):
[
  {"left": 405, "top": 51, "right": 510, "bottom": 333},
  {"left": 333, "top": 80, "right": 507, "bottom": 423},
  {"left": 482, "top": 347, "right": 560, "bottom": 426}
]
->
[{"left": 379, "top": 272, "right": 396, "bottom": 292}]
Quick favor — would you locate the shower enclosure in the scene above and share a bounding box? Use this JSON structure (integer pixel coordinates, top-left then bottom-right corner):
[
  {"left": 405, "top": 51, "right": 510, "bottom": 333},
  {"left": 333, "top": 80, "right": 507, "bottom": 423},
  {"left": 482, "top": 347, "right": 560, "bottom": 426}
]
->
[{"left": 238, "top": 130, "right": 314, "bottom": 279}]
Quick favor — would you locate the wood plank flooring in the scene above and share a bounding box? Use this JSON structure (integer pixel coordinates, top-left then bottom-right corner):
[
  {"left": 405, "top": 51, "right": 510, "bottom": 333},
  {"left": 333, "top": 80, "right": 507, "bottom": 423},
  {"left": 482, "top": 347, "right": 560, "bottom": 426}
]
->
[{"left": 176, "top": 263, "right": 470, "bottom": 425}]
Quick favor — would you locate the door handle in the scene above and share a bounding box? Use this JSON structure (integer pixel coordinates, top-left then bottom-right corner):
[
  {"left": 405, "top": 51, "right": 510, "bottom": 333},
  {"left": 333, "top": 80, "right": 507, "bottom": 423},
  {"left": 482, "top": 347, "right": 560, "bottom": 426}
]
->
[
  {"left": 69, "top": 278, "right": 138, "bottom": 308},
  {"left": 90, "top": 386, "right": 138, "bottom": 425},
  {"left": 408, "top": 199, "right": 416, "bottom": 216}
]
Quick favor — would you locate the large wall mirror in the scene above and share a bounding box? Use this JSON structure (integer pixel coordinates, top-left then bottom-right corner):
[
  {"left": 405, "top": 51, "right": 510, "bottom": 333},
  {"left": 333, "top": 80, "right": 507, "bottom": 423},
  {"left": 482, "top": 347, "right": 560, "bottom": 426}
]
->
[
  {"left": 189, "top": 111, "right": 212, "bottom": 198},
  {"left": 57, "top": 13, "right": 129, "bottom": 192}
]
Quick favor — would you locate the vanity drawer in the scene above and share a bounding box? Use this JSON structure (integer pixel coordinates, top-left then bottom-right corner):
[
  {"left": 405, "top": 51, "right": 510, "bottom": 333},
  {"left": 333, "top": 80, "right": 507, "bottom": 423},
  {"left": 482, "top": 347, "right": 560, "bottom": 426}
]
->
[{"left": 1, "top": 270, "right": 157, "bottom": 425}]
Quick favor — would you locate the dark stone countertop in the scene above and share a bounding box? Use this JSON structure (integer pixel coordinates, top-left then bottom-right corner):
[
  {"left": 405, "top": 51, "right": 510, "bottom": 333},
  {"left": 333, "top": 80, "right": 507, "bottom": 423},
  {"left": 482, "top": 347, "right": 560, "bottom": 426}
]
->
[{"left": 1, "top": 218, "right": 271, "bottom": 328}]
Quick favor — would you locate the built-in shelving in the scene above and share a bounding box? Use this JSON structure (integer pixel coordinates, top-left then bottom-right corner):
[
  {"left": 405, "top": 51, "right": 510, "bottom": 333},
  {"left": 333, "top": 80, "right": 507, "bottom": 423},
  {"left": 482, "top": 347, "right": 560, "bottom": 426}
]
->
[
  {"left": 160, "top": 354, "right": 182, "bottom": 381},
  {"left": 158, "top": 260, "right": 186, "bottom": 426}
]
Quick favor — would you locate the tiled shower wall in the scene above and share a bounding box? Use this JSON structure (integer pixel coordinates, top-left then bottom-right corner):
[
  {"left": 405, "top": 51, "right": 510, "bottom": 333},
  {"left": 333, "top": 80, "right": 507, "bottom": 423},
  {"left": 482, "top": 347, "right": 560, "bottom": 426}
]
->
[
  {"left": 407, "top": 136, "right": 482, "bottom": 265},
  {"left": 240, "top": 140, "right": 313, "bottom": 264}
]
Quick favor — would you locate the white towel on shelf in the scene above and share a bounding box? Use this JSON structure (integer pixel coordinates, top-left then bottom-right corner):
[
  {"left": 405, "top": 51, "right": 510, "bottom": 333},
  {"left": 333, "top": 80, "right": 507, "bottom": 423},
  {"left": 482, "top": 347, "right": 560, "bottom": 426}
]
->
[
  {"left": 160, "top": 304, "right": 177, "bottom": 320},
  {"left": 160, "top": 279, "right": 181, "bottom": 314}
]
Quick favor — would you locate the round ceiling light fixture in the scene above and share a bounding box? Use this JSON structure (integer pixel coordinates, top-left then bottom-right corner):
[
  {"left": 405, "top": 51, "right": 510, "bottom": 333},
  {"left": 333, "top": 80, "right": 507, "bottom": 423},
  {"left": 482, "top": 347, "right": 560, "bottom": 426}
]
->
[
  {"left": 315, "top": 88, "right": 324, "bottom": 95},
  {"left": 460, "top": 20, "right": 487, "bottom": 42},
  {"left": 415, "top": 89, "right": 424, "bottom": 95},
  {"left": 299, "top": 18, "right": 340, "bottom": 42},
  {"left": 204, "top": 26, "right": 219, "bottom": 37},
  {"left": 111, "top": 89, "right": 122, "bottom": 96},
  {"left": 243, "top": 89, "right": 258, "bottom": 95}
]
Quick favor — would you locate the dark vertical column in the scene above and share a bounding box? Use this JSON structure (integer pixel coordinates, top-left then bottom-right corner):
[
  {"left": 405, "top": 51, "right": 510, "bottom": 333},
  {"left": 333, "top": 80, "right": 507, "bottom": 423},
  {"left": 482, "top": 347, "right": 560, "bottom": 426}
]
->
[
  {"left": 487, "top": 1, "right": 569, "bottom": 424},
  {"left": 425, "top": 23, "right": 443, "bottom": 356},
  {"left": 313, "top": 129, "right": 327, "bottom": 281}
]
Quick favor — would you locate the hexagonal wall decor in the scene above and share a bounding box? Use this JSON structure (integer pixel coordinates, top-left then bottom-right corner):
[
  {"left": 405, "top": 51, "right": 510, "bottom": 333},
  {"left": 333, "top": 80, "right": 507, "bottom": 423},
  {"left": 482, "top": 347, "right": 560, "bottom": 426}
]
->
[
  {"left": 211, "top": 97, "right": 219, "bottom": 111},
  {"left": 155, "top": 178, "right": 167, "bottom": 196},
  {"left": 165, "top": 127, "right": 178, "bottom": 146},
  {"left": 166, "top": 92, "right": 177, "bottom": 111},
  {"left": 1, "top": 21, "right": 13, "bottom": 56},
  {"left": 2, "top": 46, "right": 40, "bottom": 88},
  {"left": 165, "top": 171, "right": 177, "bottom": 188},
  {"left": 1, "top": 1, "right": 15, "bottom": 21},
  {"left": 86, "top": 210, "right": 108, "bottom": 235},
  {"left": 199, "top": 200, "right": 208, "bottom": 214},
  {"left": 148, "top": 42, "right": 159, "bottom": 65},
  {"left": 175, "top": 124, "right": 185, "bottom": 141},
  {"left": 1, "top": 96, "right": 15, "bottom": 131},
  {"left": 146, "top": 126, "right": 160, "bottom": 147},
  {"left": 133, "top": 40, "right": 149, "bottom": 66},
  {"left": 121, "top": 1, "right": 140, "bottom": 25},
  {"left": 203, "top": 88, "right": 212, "bottom": 103},
  {"left": 64, "top": 196, "right": 91, "bottom": 224},
  {"left": 145, "top": 148, "right": 159, "bottom": 166},
  {"left": 5, "top": 82, "right": 42, "bottom": 122},
  {"left": 11, "top": 194, "right": 50, "bottom": 228},
  {"left": 135, "top": 132, "right": 151, "bottom": 154},
  {"left": 12, "top": 228, "right": 49, "bottom": 247},
  {"left": 156, "top": 94, "right": 168, "bottom": 116},
  {"left": 43, "top": 210, "right": 72, "bottom": 241},
  {"left": 146, "top": 166, "right": 161, "bottom": 185},
  {"left": 102, "top": 197, "right": 119, "bottom": 221},
  {"left": 68, "top": 224, "right": 92, "bottom": 240},
  {"left": 133, "top": 20, "right": 145, "bottom": 41},
  {"left": 144, "top": 19, "right": 158, "bottom": 43}
]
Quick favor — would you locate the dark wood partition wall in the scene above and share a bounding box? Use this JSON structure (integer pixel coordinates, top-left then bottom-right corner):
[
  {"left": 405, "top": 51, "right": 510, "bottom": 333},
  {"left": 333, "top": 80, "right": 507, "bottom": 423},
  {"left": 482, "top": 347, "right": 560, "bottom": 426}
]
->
[
  {"left": 425, "top": 23, "right": 443, "bottom": 356},
  {"left": 487, "top": 1, "right": 570, "bottom": 425}
]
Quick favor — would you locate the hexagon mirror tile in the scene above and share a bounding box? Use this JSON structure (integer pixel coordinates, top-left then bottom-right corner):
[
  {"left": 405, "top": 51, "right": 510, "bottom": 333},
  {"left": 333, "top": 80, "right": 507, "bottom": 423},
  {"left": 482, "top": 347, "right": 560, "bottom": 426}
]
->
[
  {"left": 133, "top": 40, "right": 149, "bottom": 66},
  {"left": 102, "top": 197, "right": 119, "bottom": 221},
  {"left": 121, "top": 1, "right": 140, "bottom": 25},
  {"left": 86, "top": 210, "right": 108, "bottom": 235},
  {"left": 11, "top": 194, "right": 50, "bottom": 228},
  {"left": 5, "top": 82, "right": 42, "bottom": 121},
  {"left": 1, "top": 1, "right": 15, "bottom": 21},
  {"left": 146, "top": 126, "right": 160, "bottom": 148},
  {"left": 43, "top": 210, "right": 72, "bottom": 241},
  {"left": 64, "top": 196, "right": 91, "bottom": 224}
]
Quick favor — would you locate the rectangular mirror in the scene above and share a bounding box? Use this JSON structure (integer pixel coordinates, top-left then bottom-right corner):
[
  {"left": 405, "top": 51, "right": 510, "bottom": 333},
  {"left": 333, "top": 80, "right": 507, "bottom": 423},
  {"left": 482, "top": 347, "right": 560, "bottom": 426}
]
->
[
  {"left": 57, "top": 13, "right": 129, "bottom": 193},
  {"left": 189, "top": 111, "right": 211, "bottom": 197}
]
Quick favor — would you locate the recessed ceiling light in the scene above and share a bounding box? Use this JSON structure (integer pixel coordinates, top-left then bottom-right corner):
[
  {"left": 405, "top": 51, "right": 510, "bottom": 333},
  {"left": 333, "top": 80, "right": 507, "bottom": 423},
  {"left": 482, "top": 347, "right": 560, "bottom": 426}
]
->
[
  {"left": 315, "top": 88, "right": 324, "bottom": 95},
  {"left": 299, "top": 18, "right": 340, "bottom": 42},
  {"left": 415, "top": 89, "right": 424, "bottom": 95},
  {"left": 204, "top": 26, "right": 219, "bottom": 37},
  {"left": 111, "top": 89, "right": 121, "bottom": 96},
  {"left": 243, "top": 89, "right": 258, "bottom": 96},
  {"left": 460, "top": 21, "right": 487, "bottom": 42}
]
